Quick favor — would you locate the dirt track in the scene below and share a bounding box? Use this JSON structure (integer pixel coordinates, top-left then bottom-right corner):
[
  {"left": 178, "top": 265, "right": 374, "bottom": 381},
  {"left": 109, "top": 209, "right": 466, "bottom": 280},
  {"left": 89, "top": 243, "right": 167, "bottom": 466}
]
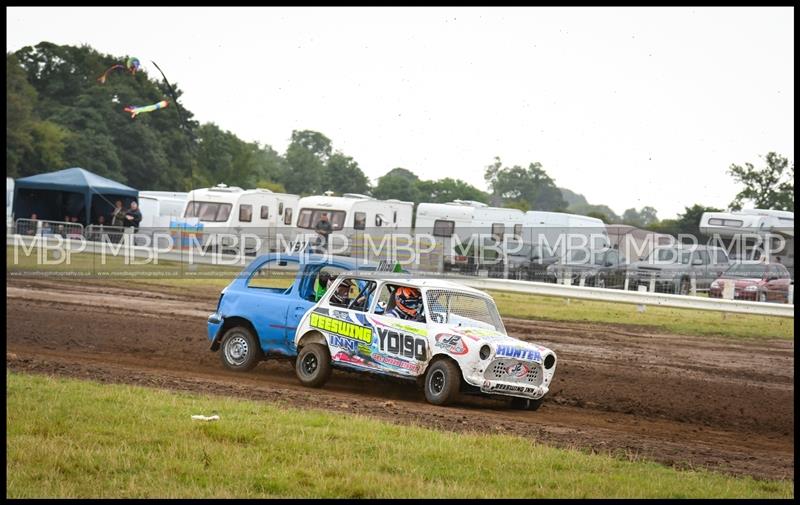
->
[{"left": 6, "top": 277, "right": 794, "bottom": 480}]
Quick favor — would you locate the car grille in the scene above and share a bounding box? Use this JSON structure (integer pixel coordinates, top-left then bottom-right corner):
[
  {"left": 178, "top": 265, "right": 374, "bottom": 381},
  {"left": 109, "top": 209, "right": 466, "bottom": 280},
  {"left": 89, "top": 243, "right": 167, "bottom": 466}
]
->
[{"left": 484, "top": 359, "right": 543, "bottom": 386}]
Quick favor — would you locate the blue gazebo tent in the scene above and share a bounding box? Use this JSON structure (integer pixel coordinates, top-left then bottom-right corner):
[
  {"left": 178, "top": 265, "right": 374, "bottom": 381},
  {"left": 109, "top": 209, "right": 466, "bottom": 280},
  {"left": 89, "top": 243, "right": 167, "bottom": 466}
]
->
[{"left": 12, "top": 167, "right": 139, "bottom": 226}]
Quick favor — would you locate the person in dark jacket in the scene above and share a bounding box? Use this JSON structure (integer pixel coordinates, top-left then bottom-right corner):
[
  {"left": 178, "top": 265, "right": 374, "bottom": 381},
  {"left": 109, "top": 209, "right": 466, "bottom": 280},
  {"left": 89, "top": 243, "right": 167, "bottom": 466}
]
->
[
  {"left": 124, "top": 200, "right": 142, "bottom": 229},
  {"left": 314, "top": 212, "right": 333, "bottom": 248}
]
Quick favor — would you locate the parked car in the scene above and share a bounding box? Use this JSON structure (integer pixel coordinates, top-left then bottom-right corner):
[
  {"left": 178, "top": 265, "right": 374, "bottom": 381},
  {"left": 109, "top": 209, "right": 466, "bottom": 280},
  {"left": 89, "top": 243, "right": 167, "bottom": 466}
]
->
[
  {"left": 292, "top": 274, "right": 557, "bottom": 410},
  {"left": 545, "top": 248, "right": 628, "bottom": 288},
  {"left": 207, "top": 254, "right": 387, "bottom": 367},
  {"left": 505, "top": 242, "right": 561, "bottom": 282},
  {"left": 626, "top": 244, "right": 730, "bottom": 294},
  {"left": 709, "top": 262, "right": 792, "bottom": 303}
]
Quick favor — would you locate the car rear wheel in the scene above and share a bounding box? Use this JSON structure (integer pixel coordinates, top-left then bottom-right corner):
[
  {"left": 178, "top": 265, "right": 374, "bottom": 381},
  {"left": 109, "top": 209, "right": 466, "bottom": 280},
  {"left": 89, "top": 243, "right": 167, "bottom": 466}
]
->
[
  {"left": 424, "top": 360, "right": 461, "bottom": 406},
  {"left": 510, "top": 397, "right": 544, "bottom": 411},
  {"left": 220, "top": 326, "right": 261, "bottom": 371},
  {"left": 296, "top": 343, "right": 332, "bottom": 388}
]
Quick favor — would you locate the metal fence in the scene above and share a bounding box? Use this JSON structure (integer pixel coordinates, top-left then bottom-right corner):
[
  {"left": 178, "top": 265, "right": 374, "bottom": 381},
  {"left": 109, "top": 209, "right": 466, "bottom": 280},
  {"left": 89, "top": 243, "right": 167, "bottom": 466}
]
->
[{"left": 14, "top": 218, "right": 84, "bottom": 239}]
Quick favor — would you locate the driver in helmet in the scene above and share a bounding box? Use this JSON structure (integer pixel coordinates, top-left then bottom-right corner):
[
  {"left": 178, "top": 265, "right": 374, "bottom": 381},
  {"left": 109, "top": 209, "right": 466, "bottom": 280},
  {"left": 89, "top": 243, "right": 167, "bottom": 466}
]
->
[
  {"left": 329, "top": 278, "right": 352, "bottom": 307},
  {"left": 389, "top": 286, "right": 424, "bottom": 322}
]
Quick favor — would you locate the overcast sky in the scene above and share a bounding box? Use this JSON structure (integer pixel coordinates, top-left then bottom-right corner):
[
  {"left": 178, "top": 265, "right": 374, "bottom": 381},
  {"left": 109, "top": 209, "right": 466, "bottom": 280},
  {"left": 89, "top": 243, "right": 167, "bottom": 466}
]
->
[{"left": 6, "top": 6, "right": 794, "bottom": 219}]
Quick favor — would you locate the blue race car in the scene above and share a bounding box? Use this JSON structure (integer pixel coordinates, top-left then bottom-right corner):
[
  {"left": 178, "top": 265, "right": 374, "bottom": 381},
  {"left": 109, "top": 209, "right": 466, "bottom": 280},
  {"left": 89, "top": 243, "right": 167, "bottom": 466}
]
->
[{"left": 207, "top": 253, "right": 384, "bottom": 371}]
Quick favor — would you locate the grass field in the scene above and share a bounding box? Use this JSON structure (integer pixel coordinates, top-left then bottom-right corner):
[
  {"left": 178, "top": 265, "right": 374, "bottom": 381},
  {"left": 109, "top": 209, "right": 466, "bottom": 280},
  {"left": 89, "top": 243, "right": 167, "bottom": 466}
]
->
[
  {"left": 7, "top": 246, "right": 793, "bottom": 340},
  {"left": 6, "top": 372, "right": 792, "bottom": 499}
]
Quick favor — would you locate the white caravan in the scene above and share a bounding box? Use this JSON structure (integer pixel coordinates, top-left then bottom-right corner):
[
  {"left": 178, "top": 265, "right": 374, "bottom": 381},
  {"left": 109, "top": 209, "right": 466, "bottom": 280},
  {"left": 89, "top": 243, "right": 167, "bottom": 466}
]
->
[
  {"left": 700, "top": 209, "right": 794, "bottom": 277},
  {"left": 414, "top": 200, "right": 525, "bottom": 272},
  {"left": 178, "top": 184, "right": 300, "bottom": 253},
  {"left": 294, "top": 193, "right": 413, "bottom": 255},
  {"left": 138, "top": 191, "right": 188, "bottom": 229}
]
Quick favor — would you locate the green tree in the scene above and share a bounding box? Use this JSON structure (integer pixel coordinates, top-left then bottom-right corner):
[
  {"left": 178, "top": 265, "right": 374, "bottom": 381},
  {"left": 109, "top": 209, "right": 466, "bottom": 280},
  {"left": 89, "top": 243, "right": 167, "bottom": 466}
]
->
[
  {"left": 417, "top": 178, "right": 490, "bottom": 204},
  {"left": 284, "top": 130, "right": 332, "bottom": 194},
  {"left": 484, "top": 157, "right": 567, "bottom": 211},
  {"left": 372, "top": 173, "right": 421, "bottom": 202},
  {"left": 728, "top": 152, "right": 794, "bottom": 211},
  {"left": 325, "top": 152, "right": 370, "bottom": 195}
]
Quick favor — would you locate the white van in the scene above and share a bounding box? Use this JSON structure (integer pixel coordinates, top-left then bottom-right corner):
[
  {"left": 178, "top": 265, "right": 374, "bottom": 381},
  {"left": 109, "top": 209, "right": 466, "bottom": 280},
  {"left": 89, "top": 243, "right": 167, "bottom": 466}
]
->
[
  {"left": 415, "top": 201, "right": 524, "bottom": 272},
  {"left": 138, "top": 191, "right": 188, "bottom": 229},
  {"left": 521, "top": 211, "right": 609, "bottom": 260},
  {"left": 178, "top": 184, "right": 300, "bottom": 253},
  {"left": 294, "top": 193, "right": 413, "bottom": 254}
]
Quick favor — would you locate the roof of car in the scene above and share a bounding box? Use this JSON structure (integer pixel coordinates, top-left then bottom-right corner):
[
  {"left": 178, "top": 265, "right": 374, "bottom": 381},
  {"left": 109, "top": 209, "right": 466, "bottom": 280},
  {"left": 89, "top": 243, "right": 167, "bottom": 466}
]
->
[{"left": 334, "top": 271, "right": 490, "bottom": 297}]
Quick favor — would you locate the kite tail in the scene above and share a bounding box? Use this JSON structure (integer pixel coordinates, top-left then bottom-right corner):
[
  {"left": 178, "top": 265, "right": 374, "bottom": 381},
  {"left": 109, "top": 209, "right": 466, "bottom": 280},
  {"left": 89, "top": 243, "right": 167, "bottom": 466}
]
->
[{"left": 97, "top": 64, "right": 125, "bottom": 84}]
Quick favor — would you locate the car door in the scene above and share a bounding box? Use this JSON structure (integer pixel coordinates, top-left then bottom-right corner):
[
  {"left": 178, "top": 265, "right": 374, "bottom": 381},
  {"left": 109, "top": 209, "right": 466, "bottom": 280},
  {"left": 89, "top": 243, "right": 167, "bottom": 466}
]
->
[
  {"left": 285, "top": 265, "right": 347, "bottom": 349},
  {"left": 692, "top": 250, "right": 711, "bottom": 289},
  {"left": 241, "top": 258, "right": 300, "bottom": 354},
  {"left": 764, "top": 265, "right": 790, "bottom": 302}
]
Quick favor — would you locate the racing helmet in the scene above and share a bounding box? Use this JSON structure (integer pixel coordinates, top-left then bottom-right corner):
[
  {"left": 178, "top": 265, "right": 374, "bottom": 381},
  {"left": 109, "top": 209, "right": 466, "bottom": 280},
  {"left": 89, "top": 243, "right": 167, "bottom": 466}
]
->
[
  {"left": 394, "top": 286, "right": 422, "bottom": 318},
  {"left": 330, "top": 279, "right": 351, "bottom": 305}
]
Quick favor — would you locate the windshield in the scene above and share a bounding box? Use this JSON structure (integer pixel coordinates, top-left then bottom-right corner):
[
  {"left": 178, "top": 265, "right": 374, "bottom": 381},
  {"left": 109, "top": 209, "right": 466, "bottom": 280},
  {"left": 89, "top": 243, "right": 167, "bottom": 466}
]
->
[
  {"left": 723, "top": 263, "right": 768, "bottom": 278},
  {"left": 297, "top": 209, "right": 346, "bottom": 230},
  {"left": 184, "top": 201, "right": 232, "bottom": 222},
  {"left": 425, "top": 290, "right": 506, "bottom": 333},
  {"left": 644, "top": 248, "right": 693, "bottom": 264}
]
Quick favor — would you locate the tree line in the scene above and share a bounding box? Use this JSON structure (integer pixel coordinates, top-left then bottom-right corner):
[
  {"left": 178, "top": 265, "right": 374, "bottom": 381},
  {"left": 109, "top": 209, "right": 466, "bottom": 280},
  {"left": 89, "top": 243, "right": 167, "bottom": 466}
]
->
[{"left": 7, "top": 42, "right": 793, "bottom": 238}]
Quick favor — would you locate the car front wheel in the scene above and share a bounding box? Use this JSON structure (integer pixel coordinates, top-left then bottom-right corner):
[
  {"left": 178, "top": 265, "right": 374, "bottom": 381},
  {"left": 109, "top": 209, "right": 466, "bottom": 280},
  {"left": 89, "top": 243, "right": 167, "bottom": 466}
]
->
[
  {"left": 220, "top": 326, "right": 261, "bottom": 371},
  {"left": 296, "top": 343, "right": 332, "bottom": 388},
  {"left": 424, "top": 360, "right": 461, "bottom": 406}
]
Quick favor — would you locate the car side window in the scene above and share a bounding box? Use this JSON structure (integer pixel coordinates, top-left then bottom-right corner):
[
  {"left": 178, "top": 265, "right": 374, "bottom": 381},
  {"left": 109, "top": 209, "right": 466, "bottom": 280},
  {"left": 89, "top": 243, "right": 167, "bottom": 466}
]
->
[
  {"left": 327, "top": 277, "right": 376, "bottom": 312},
  {"left": 693, "top": 250, "right": 709, "bottom": 265},
  {"left": 373, "top": 284, "right": 426, "bottom": 323},
  {"left": 247, "top": 260, "right": 300, "bottom": 291},
  {"left": 714, "top": 249, "right": 728, "bottom": 264}
]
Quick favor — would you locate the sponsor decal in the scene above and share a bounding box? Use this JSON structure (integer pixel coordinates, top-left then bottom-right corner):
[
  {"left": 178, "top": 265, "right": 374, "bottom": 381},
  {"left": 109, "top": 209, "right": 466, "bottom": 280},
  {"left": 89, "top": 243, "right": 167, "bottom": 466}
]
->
[
  {"left": 310, "top": 313, "right": 372, "bottom": 344},
  {"left": 331, "top": 310, "right": 352, "bottom": 321},
  {"left": 377, "top": 327, "right": 427, "bottom": 361},
  {"left": 484, "top": 382, "right": 537, "bottom": 394},
  {"left": 434, "top": 334, "right": 469, "bottom": 355},
  {"left": 372, "top": 352, "right": 421, "bottom": 373},
  {"left": 329, "top": 334, "right": 359, "bottom": 353},
  {"left": 505, "top": 362, "right": 529, "bottom": 378},
  {"left": 457, "top": 327, "right": 501, "bottom": 339},
  {"left": 496, "top": 344, "right": 541, "bottom": 362},
  {"left": 332, "top": 350, "right": 373, "bottom": 368},
  {"left": 368, "top": 316, "right": 428, "bottom": 337}
]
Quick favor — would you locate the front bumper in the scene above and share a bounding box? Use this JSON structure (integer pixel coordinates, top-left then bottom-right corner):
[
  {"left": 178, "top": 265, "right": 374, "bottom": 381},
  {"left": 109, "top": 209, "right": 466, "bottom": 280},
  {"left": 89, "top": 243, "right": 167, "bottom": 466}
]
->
[
  {"left": 479, "top": 380, "right": 549, "bottom": 400},
  {"left": 207, "top": 312, "right": 223, "bottom": 343}
]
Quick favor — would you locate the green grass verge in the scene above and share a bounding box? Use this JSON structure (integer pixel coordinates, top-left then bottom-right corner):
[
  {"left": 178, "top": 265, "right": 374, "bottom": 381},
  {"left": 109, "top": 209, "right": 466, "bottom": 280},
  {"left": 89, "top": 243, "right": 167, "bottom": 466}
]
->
[
  {"left": 6, "top": 372, "right": 792, "bottom": 498},
  {"left": 7, "top": 247, "right": 793, "bottom": 340},
  {"left": 490, "top": 290, "right": 794, "bottom": 340}
]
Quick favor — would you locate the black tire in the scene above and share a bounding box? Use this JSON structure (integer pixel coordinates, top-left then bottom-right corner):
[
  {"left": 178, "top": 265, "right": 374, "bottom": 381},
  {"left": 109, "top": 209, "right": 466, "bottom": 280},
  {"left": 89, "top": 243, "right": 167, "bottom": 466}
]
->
[
  {"left": 295, "top": 343, "right": 332, "bottom": 388},
  {"left": 509, "top": 397, "right": 544, "bottom": 411},
  {"left": 219, "top": 326, "right": 261, "bottom": 371},
  {"left": 424, "top": 360, "right": 461, "bottom": 406}
]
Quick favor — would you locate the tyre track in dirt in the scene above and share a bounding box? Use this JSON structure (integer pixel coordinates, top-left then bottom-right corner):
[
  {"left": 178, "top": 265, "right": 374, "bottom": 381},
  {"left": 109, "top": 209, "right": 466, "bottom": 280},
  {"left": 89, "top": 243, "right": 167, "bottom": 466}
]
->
[{"left": 5, "top": 277, "right": 794, "bottom": 480}]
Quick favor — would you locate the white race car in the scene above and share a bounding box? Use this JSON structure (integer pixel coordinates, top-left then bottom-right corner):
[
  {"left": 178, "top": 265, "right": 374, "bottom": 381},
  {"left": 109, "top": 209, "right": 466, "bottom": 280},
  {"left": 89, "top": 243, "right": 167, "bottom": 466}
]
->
[{"left": 293, "top": 273, "right": 557, "bottom": 410}]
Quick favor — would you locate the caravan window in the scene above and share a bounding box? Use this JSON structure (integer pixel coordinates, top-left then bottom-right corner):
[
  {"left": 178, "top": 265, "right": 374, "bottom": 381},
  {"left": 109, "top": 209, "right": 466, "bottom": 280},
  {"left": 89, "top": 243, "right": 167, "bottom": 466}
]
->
[
  {"left": 297, "top": 209, "right": 345, "bottom": 230},
  {"left": 260, "top": 206, "right": 270, "bottom": 220},
  {"left": 375, "top": 215, "right": 383, "bottom": 227},
  {"left": 433, "top": 220, "right": 455, "bottom": 237},
  {"left": 393, "top": 211, "right": 397, "bottom": 223},
  {"left": 513, "top": 224, "right": 522, "bottom": 237},
  {"left": 491, "top": 223, "right": 505, "bottom": 240},
  {"left": 184, "top": 201, "right": 232, "bottom": 222},
  {"left": 239, "top": 204, "right": 253, "bottom": 222},
  {"left": 278, "top": 202, "right": 284, "bottom": 215},
  {"left": 284, "top": 207, "right": 293, "bottom": 225},
  {"left": 354, "top": 212, "right": 366, "bottom": 230}
]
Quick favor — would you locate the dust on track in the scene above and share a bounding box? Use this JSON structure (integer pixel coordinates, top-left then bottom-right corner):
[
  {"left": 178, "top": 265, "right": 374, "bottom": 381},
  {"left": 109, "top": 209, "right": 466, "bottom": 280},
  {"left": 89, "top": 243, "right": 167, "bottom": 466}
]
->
[{"left": 5, "top": 277, "right": 794, "bottom": 480}]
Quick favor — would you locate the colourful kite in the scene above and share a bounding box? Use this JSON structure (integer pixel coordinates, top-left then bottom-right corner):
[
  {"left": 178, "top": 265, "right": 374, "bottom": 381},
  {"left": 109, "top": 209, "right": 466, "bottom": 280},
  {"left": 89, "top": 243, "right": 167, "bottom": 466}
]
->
[
  {"left": 97, "top": 56, "right": 141, "bottom": 84},
  {"left": 124, "top": 100, "right": 169, "bottom": 119}
]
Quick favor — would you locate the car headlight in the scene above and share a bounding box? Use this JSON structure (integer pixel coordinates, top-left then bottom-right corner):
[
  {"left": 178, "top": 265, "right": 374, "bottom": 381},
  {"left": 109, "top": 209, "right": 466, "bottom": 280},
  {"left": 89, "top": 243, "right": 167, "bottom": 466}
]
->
[
  {"left": 744, "top": 285, "right": 758, "bottom": 292},
  {"left": 479, "top": 345, "right": 491, "bottom": 360}
]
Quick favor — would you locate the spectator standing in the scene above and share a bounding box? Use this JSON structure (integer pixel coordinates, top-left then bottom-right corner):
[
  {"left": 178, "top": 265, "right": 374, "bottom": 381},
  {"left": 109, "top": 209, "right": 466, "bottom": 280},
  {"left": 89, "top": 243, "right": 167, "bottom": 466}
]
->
[
  {"left": 111, "top": 200, "right": 125, "bottom": 227},
  {"left": 314, "top": 212, "right": 333, "bottom": 249},
  {"left": 124, "top": 200, "right": 142, "bottom": 229}
]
